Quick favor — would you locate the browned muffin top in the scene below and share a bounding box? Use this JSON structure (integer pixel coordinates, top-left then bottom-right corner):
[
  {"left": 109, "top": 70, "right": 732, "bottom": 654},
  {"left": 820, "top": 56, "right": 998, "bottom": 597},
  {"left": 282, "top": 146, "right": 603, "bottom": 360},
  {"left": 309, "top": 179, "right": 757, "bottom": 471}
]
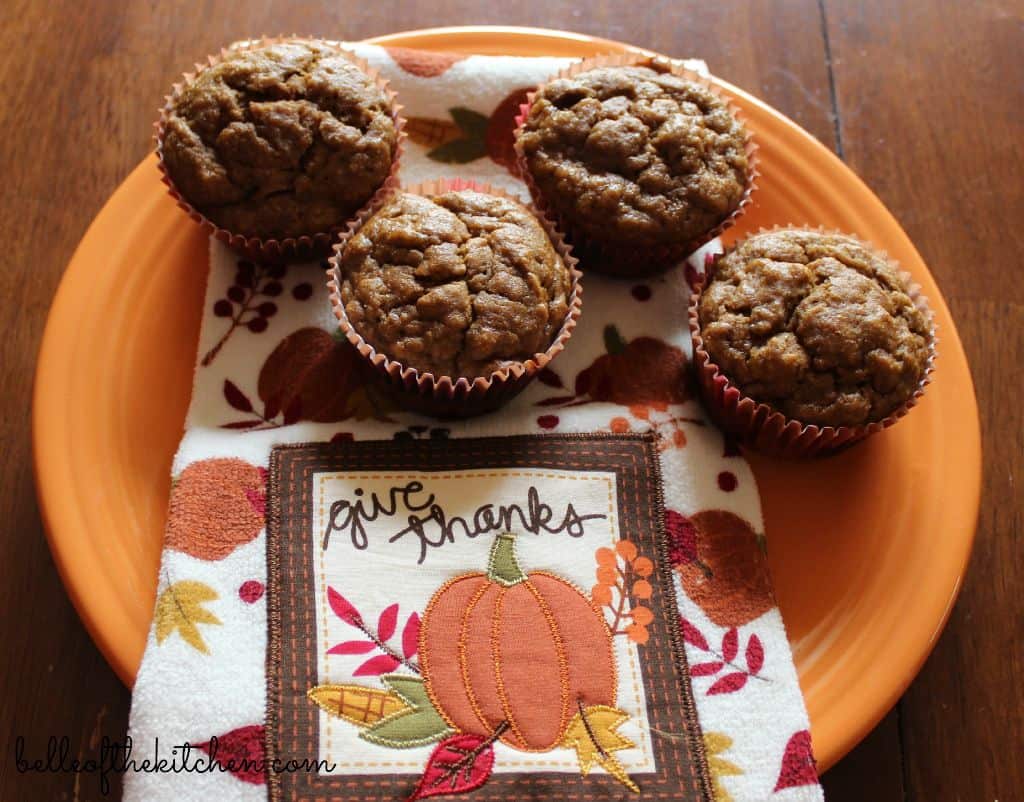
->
[
  {"left": 337, "top": 190, "right": 571, "bottom": 379},
  {"left": 698, "top": 229, "right": 932, "bottom": 427},
  {"left": 516, "top": 60, "right": 750, "bottom": 247},
  {"left": 161, "top": 40, "right": 397, "bottom": 240}
]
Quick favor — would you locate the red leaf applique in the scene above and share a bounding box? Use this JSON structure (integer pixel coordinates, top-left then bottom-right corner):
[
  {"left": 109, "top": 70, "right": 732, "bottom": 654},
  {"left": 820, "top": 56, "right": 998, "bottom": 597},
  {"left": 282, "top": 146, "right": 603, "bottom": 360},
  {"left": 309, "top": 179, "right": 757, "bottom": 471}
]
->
[
  {"left": 195, "top": 724, "right": 266, "bottom": 785},
  {"left": 378, "top": 603, "right": 399, "bottom": 641},
  {"left": 707, "top": 672, "right": 748, "bottom": 695},
  {"left": 326, "top": 640, "right": 376, "bottom": 655},
  {"left": 327, "top": 588, "right": 362, "bottom": 626},
  {"left": 354, "top": 654, "right": 401, "bottom": 676},
  {"left": 722, "top": 627, "right": 739, "bottom": 662},
  {"left": 402, "top": 612, "right": 421, "bottom": 659},
  {"left": 408, "top": 733, "right": 495, "bottom": 800},
  {"left": 746, "top": 634, "right": 765, "bottom": 674},
  {"left": 690, "top": 661, "right": 725, "bottom": 677},
  {"left": 679, "top": 617, "right": 709, "bottom": 650},
  {"left": 774, "top": 730, "right": 818, "bottom": 790}
]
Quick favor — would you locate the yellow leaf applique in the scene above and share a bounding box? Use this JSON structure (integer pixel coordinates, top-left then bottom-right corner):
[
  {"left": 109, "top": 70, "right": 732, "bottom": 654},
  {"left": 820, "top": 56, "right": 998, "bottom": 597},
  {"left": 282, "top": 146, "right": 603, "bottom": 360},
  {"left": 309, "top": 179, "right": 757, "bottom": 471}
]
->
[
  {"left": 154, "top": 580, "right": 221, "bottom": 654},
  {"left": 561, "top": 705, "right": 640, "bottom": 793},
  {"left": 307, "top": 684, "right": 409, "bottom": 727},
  {"left": 704, "top": 732, "right": 744, "bottom": 802}
]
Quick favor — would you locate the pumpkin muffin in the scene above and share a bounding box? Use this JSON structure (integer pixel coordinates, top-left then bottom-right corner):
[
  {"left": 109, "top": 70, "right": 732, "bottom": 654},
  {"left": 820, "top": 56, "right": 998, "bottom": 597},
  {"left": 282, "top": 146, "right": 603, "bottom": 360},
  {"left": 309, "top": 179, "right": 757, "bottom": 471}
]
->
[
  {"left": 159, "top": 40, "right": 399, "bottom": 241},
  {"left": 516, "top": 58, "right": 752, "bottom": 274},
  {"left": 697, "top": 229, "right": 932, "bottom": 428},
  {"left": 335, "top": 189, "right": 572, "bottom": 379}
]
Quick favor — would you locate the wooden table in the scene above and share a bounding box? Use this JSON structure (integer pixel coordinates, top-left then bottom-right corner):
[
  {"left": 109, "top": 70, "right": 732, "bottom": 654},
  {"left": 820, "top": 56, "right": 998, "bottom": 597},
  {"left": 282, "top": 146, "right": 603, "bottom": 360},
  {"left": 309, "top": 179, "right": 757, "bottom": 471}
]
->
[{"left": 2, "top": 2, "right": 1020, "bottom": 799}]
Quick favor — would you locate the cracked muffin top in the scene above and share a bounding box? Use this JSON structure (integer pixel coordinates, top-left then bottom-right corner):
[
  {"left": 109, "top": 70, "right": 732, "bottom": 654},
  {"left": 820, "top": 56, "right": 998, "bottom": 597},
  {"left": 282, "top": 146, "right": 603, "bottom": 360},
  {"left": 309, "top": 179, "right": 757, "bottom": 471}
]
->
[
  {"left": 516, "top": 59, "right": 750, "bottom": 247},
  {"left": 698, "top": 229, "right": 932, "bottom": 427},
  {"left": 160, "top": 40, "right": 397, "bottom": 240},
  {"left": 336, "top": 190, "right": 571, "bottom": 379}
]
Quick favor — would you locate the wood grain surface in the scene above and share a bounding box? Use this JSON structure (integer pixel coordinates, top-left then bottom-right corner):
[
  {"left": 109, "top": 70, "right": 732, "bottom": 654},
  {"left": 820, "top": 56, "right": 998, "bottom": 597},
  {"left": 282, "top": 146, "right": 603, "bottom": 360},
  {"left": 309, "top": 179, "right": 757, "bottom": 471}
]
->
[{"left": 1, "top": 2, "right": 1020, "bottom": 800}]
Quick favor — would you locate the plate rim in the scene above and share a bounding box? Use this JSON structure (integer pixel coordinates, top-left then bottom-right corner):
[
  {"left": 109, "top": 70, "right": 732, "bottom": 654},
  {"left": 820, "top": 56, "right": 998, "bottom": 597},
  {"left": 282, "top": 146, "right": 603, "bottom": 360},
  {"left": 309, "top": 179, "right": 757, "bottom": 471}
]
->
[{"left": 31, "top": 24, "right": 981, "bottom": 773}]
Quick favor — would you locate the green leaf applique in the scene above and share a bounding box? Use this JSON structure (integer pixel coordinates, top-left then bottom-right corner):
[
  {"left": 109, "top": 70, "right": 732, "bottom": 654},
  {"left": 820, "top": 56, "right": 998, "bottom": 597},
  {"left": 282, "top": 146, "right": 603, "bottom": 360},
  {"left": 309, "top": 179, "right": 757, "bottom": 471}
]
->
[{"left": 359, "top": 674, "right": 453, "bottom": 748}]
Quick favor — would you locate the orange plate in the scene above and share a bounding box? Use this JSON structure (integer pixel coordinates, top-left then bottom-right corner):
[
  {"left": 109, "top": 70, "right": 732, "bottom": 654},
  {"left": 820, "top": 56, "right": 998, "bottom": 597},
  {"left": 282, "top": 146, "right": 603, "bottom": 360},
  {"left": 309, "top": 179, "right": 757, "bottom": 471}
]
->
[{"left": 32, "top": 26, "right": 980, "bottom": 772}]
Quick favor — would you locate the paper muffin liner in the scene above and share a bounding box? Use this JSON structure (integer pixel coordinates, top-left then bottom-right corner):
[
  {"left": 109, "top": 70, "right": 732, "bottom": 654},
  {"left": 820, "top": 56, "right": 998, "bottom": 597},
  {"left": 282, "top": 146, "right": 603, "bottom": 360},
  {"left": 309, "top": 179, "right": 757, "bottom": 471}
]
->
[
  {"left": 327, "top": 178, "right": 583, "bottom": 419},
  {"left": 513, "top": 52, "right": 760, "bottom": 278},
  {"left": 155, "top": 37, "right": 406, "bottom": 264},
  {"left": 688, "top": 226, "right": 938, "bottom": 458}
]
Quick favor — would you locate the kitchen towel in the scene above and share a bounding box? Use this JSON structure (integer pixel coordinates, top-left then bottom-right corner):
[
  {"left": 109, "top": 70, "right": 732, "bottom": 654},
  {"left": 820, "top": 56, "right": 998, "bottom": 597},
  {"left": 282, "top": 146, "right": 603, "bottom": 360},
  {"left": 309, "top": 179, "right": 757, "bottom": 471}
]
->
[{"left": 124, "top": 42, "right": 823, "bottom": 802}]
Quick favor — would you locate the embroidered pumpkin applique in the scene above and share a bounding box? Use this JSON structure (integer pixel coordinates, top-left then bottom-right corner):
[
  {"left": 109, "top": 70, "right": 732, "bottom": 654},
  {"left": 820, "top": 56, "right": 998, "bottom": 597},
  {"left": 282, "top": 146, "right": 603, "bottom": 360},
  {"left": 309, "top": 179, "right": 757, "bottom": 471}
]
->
[{"left": 308, "top": 532, "right": 647, "bottom": 798}]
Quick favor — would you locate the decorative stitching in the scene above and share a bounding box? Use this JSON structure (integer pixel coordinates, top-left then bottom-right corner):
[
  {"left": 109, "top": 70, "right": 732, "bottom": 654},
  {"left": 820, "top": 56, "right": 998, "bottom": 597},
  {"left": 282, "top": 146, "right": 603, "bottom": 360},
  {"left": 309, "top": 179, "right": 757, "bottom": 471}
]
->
[
  {"left": 522, "top": 579, "right": 572, "bottom": 749},
  {"left": 458, "top": 579, "right": 495, "bottom": 736}
]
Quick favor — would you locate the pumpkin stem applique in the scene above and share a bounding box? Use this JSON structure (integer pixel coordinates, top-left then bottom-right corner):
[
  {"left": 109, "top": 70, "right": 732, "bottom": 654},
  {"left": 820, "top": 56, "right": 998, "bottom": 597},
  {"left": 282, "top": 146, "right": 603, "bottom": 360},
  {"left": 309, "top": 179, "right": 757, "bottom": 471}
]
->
[{"left": 308, "top": 531, "right": 644, "bottom": 797}]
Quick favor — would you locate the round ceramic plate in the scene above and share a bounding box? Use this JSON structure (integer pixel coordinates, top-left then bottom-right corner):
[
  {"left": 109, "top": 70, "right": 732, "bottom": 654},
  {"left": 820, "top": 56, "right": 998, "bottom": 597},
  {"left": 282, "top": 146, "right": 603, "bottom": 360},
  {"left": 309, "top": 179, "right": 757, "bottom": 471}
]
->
[{"left": 33, "top": 26, "right": 980, "bottom": 772}]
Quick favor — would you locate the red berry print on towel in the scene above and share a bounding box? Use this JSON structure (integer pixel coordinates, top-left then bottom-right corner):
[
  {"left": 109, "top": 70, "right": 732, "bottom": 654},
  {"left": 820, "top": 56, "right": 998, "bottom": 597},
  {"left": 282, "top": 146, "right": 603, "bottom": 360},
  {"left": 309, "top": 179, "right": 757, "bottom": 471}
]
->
[
  {"left": 308, "top": 533, "right": 642, "bottom": 796},
  {"left": 165, "top": 459, "right": 265, "bottom": 560},
  {"left": 630, "top": 284, "right": 652, "bottom": 302},
  {"left": 239, "top": 580, "right": 264, "bottom": 604},
  {"left": 384, "top": 47, "right": 467, "bottom": 78},
  {"left": 220, "top": 328, "right": 396, "bottom": 429},
  {"left": 774, "top": 730, "right": 819, "bottom": 790},
  {"left": 485, "top": 87, "right": 533, "bottom": 175},
  {"left": 393, "top": 425, "right": 451, "bottom": 441},
  {"left": 201, "top": 260, "right": 312, "bottom": 366},
  {"left": 668, "top": 509, "right": 774, "bottom": 628},
  {"left": 194, "top": 725, "right": 267, "bottom": 785},
  {"left": 717, "top": 471, "right": 738, "bottom": 492},
  {"left": 536, "top": 414, "right": 559, "bottom": 430}
]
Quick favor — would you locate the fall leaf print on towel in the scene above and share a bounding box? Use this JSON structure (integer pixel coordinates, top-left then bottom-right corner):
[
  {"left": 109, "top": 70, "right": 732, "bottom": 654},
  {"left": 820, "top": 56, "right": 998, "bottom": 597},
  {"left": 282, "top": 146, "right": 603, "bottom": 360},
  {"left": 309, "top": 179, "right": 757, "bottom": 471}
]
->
[
  {"left": 667, "top": 509, "right": 775, "bottom": 628},
  {"left": 220, "top": 328, "right": 395, "bottom": 429},
  {"left": 704, "top": 732, "right": 743, "bottom": 802},
  {"left": 155, "top": 581, "right": 221, "bottom": 653}
]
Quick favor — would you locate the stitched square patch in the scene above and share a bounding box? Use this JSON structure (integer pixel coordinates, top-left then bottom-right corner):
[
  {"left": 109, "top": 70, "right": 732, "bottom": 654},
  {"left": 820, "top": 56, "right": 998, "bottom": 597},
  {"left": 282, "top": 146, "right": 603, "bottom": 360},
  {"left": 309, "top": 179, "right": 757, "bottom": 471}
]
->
[{"left": 266, "top": 433, "right": 712, "bottom": 801}]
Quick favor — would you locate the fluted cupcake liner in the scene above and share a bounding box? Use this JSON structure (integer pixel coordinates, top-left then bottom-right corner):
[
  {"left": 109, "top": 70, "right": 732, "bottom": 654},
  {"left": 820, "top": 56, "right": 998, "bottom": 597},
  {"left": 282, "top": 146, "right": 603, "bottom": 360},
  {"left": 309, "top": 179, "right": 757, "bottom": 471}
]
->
[
  {"left": 688, "top": 225, "right": 938, "bottom": 458},
  {"left": 155, "top": 37, "right": 406, "bottom": 264},
  {"left": 513, "top": 52, "right": 760, "bottom": 278},
  {"left": 327, "top": 178, "right": 583, "bottom": 419}
]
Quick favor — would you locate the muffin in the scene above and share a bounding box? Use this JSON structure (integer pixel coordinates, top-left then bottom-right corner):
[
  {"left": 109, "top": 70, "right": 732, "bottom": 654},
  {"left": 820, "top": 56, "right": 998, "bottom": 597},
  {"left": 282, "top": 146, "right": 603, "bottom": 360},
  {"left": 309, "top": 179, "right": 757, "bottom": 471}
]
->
[
  {"left": 692, "top": 228, "right": 935, "bottom": 455},
  {"left": 329, "top": 181, "right": 581, "bottom": 416},
  {"left": 515, "top": 57, "right": 754, "bottom": 276},
  {"left": 158, "top": 39, "right": 401, "bottom": 256}
]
